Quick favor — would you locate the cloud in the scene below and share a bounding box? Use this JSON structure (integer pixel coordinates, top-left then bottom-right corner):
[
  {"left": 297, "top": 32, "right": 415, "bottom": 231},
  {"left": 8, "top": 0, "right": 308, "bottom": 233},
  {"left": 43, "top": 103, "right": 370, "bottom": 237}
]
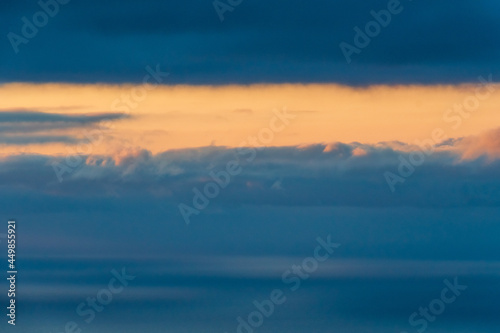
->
[
  {"left": 0, "top": 135, "right": 78, "bottom": 145},
  {"left": 0, "top": 127, "right": 499, "bottom": 209},
  {"left": 0, "top": 110, "right": 128, "bottom": 124},
  {"left": 1, "top": 0, "right": 500, "bottom": 84},
  {"left": 456, "top": 127, "right": 500, "bottom": 160},
  {"left": 0, "top": 110, "right": 129, "bottom": 145}
]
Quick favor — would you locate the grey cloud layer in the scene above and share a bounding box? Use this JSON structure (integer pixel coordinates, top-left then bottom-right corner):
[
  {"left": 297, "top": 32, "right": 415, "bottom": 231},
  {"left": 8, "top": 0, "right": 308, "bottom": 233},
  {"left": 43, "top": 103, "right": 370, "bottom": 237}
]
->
[
  {"left": 0, "top": 110, "right": 128, "bottom": 124},
  {"left": 0, "top": 110, "right": 128, "bottom": 143},
  {"left": 2, "top": 132, "right": 500, "bottom": 209}
]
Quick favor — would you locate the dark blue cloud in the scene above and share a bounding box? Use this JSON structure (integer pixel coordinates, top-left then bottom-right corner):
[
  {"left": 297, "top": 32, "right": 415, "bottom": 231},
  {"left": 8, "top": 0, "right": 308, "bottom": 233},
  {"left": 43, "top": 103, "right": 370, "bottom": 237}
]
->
[{"left": 1, "top": 0, "right": 500, "bottom": 84}]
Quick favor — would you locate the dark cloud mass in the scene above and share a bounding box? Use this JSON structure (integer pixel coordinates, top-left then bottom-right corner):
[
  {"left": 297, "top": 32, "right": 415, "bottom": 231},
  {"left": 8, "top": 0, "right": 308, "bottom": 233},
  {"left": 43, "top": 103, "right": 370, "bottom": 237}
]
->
[
  {"left": 3, "top": 133, "right": 500, "bottom": 209},
  {"left": 1, "top": 0, "right": 500, "bottom": 84}
]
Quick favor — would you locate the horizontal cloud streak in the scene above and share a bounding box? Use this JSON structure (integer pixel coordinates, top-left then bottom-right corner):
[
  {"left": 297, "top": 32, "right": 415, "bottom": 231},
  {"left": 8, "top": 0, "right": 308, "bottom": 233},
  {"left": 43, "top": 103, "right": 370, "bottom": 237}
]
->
[
  {"left": 0, "top": 110, "right": 128, "bottom": 123},
  {"left": 0, "top": 110, "right": 129, "bottom": 145},
  {"left": 0, "top": 135, "right": 78, "bottom": 145}
]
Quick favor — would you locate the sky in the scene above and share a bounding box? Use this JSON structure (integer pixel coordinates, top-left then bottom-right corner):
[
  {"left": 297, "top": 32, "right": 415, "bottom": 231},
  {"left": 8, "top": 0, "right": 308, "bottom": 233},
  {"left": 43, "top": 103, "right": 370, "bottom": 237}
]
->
[{"left": 1, "top": 1, "right": 500, "bottom": 333}]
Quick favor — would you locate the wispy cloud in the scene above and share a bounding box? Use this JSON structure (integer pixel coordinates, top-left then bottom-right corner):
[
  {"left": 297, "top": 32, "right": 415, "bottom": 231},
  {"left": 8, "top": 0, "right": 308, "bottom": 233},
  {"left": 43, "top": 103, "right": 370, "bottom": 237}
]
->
[
  {"left": 0, "top": 110, "right": 129, "bottom": 124},
  {"left": 0, "top": 110, "right": 129, "bottom": 145}
]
